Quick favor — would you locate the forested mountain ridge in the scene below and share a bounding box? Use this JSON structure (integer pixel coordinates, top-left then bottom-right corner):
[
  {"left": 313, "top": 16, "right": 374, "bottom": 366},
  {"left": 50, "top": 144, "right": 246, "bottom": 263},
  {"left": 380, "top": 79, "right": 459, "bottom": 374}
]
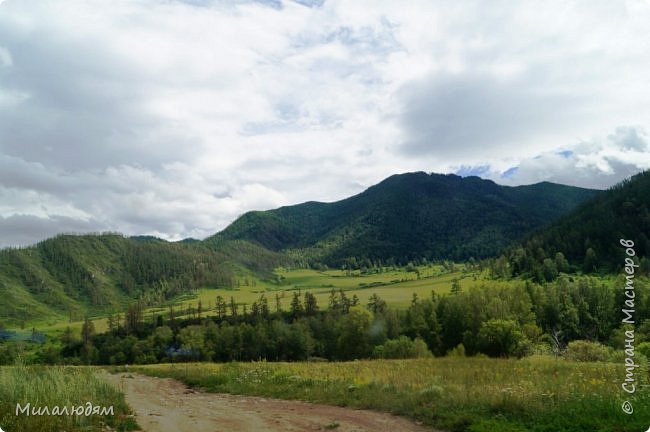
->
[
  {"left": 507, "top": 169, "right": 650, "bottom": 279},
  {"left": 0, "top": 234, "right": 289, "bottom": 326},
  {"left": 0, "top": 171, "right": 614, "bottom": 327},
  {"left": 210, "top": 172, "right": 599, "bottom": 266}
]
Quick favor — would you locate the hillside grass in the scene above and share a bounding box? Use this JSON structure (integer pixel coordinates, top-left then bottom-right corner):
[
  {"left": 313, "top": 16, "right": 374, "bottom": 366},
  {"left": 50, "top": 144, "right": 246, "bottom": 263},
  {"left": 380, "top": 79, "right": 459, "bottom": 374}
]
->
[
  {"left": 29, "top": 265, "right": 491, "bottom": 336},
  {"left": 183, "top": 266, "right": 466, "bottom": 311},
  {"left": 0, "top": 362, "right": 136, "bottom": 432},
  {"left": 132, "top": 356, "right": 650, "bottom": 432},
  {"left": 0, "top": 234, "right": 270, "bottom": 331},
  {"left": 153, "top": 266, "right": 520, "bottom": 312}
]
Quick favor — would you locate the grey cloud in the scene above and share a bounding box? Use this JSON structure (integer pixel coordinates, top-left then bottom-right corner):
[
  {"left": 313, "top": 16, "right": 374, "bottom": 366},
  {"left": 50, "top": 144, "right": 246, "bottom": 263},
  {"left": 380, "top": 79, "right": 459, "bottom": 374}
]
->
[
  {"left": 0, "top": 154, "right": 147, "bottom": 199},
  {"left": 0, "top": 3, "right": 201, "bottom": 172},
  {"left": 0, "top": 155, "right": 72, "bottom": 195},
  {"left": 594, "top": 159, "right": 646, "bottom": 188},
  {"left": 609, "top": 127, "right": 648, "bottom": 151},
  {"left": 397, "top": 71, "right": 592, "bottom": 159},
  {"left": 0, "top": 214, "right": 107, "bottom": 248}
]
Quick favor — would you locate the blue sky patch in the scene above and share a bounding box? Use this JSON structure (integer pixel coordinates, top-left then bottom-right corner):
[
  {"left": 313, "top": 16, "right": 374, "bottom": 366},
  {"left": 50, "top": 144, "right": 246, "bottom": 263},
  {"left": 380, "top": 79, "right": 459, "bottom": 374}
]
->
[
  {"left": 501, "top": 166, "right": 519, "bottom": 178},
  {"left": 455, "top": 165, "right": 490, "bottom": 177}
]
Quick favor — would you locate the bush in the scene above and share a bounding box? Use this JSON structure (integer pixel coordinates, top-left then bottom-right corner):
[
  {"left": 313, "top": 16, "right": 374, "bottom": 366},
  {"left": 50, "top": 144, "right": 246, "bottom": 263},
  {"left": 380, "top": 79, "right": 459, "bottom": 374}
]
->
[
  {"left": 372, "top": 336, "right": 432, "bottom": 359},
  {"left": 447, "top": 343, "right": 466, "bottom": 357},
  {"left": 564, "top": 340, "right": 612, "bottom": 362},
  {"left": 529, "top": 342, "right": 554, "bottom": 356},
  {"left": 477, "top": 319, "right": 529, "bottom": 358}
]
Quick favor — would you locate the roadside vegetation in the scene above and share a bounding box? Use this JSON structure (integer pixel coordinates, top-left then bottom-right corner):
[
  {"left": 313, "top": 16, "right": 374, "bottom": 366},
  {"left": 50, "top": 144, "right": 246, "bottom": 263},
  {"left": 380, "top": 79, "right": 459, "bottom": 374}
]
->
[
  {"left": 134, "top": 357, "right": 650, "bottom": 432},
  {"left": 0, "top": 360, "right": 136, "bottom": 432}
]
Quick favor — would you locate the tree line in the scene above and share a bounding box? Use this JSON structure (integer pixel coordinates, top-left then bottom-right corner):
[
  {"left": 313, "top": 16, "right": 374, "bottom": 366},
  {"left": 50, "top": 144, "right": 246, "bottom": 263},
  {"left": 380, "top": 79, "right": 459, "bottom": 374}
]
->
[{"left": 5, "top": 275, "right": 647, "bottom": 366}]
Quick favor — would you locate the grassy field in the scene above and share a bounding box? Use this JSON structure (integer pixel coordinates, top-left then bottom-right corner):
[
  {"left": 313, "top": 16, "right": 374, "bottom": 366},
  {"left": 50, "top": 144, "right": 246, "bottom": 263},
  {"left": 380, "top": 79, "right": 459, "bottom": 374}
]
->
[
  {"left": 0, "top": 362, "right": 136, "bottom": 432},
  {"left": 177, "top": 267, "right": 479, "bottom": 312},
  {"left": 30, "top": 265, "right": 496, "bottom": 337},
  {"left": 132, "top": 356, "right": 650, "bottom": 432}
]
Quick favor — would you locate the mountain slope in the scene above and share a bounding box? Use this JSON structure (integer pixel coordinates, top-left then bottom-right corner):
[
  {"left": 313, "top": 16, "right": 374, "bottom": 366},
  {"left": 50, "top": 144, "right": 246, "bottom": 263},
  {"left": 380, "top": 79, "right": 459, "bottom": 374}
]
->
[
  {"left": 510, "top": 170, "right": 650, "bottom": 276},
  {"left": 0, "top": 234, "right": 288, "bottom": 326},
  {"left": 209, "top": 172, "right": 599, "bottom": 265}
]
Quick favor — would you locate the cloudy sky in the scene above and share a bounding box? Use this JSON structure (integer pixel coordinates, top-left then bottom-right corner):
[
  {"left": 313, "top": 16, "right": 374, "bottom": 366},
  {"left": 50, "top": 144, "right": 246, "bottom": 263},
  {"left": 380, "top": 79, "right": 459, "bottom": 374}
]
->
[{"left": 1, "top": 0, "right": 650, "bottom": 247}]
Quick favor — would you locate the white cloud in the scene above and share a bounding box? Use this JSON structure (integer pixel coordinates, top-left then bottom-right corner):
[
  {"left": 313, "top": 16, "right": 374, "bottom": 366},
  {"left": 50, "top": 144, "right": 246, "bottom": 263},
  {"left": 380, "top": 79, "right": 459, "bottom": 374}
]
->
[
  {"left": 470, "top": 127, "right": 650, "bottom": 189},
  {"left": 0, "top": 0, "right": 649, "bottom": 247}
]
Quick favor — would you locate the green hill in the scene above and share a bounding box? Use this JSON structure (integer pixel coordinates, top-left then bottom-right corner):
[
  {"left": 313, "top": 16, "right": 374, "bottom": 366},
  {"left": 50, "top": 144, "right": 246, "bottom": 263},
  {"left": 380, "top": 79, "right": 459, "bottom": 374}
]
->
[
  {"left": 0, "top": 234, "right": 288, "bottom": 326},
  {"left": 210, "top": 172, "right": 599, "bottom": 266},
  {"left": 509, "top": 170, "right": 650, "bottom": 277},
  {"left": 0, "top": 172, "right": 607, "bottom": 326}
]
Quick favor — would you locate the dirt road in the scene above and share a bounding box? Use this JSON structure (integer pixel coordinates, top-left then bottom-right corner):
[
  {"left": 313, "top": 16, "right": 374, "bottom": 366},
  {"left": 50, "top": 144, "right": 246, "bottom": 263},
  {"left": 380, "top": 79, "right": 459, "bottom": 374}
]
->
[{"left": 103, "top": 372, "right": 436, "bottom": 432}]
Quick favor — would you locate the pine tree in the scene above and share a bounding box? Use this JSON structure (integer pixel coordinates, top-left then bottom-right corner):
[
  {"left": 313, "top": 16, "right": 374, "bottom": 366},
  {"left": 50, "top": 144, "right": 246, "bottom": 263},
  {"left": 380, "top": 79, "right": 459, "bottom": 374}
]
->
[
  {"left": 216, "top": 296, "right": 227, "bottom": 319},
  {"left": 81, "top": 317, "right": 95, "bottom": 346},
  {"left": 230, "top": 296, "right": 238, "bottom": 318},
  {"left": 290, "top": 291, "right": 303, "bottom": 319},
  {"left": 583, "top": 248, "right": 597, "bottom": 273},
  {"left": 328, "top": 289, "right": 339, "bottom": 311},
  {"left": 339, "top": 289, "right": 351, "bottom": 314},
  {"left": 275, "top": 293, "right": 283, "bottom": 313},
  {"left": 107, "top": 313, "right": 116, "bottom": 332},
  {"left": 304, "top": 292, "right": 319, "bottom": 316},
  {"left": 451, "top": 278, "right": 462, "bottom": 295},
  {"left": 367, "top": 293, "right": 387, "bottom": 315},
  {"left": 259, "top": 294, "right": 270, "bottom": 318}
]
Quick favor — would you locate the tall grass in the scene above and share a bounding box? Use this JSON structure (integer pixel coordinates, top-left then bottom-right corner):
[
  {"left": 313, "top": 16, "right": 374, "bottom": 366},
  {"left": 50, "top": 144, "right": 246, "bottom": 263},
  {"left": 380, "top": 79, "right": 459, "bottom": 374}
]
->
[
  {"left": 0, "top": 360, "right": 136, "bottom": 432},
  {"left": 136, "top": 356, "right": 650, "bottom": 432}
]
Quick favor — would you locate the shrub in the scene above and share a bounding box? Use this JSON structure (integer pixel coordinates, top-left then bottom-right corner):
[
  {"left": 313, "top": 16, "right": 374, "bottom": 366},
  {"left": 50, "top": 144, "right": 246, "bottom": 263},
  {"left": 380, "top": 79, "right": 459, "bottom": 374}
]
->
[
  {"left": 477, "top": 319, "right": 528, "bottom": 358},
  {"left": 372, "top": 336, "right": 432, "bottom": 359},
  {"left": 447, "top": 343, "right": 466, "bottom": 357},
  {"left": 564, "top": 340, "right": 612, "bottom": 362}
]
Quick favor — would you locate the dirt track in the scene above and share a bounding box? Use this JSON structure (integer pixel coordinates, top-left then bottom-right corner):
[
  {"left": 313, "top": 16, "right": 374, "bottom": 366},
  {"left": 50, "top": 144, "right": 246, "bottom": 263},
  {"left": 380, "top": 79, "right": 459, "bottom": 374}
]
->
[{"left": 103, "top": 372, "right": 437, "bottom": 432}]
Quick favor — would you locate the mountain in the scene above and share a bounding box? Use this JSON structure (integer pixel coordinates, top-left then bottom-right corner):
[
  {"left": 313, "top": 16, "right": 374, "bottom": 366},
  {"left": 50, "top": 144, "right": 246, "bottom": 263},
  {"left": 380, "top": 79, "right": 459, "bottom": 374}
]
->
[
  {"left": 509, "top": 170, "right": 650, "bottom": 277},
  {"left": 0, "top": 171, "right": 609, "bottom": 327},
  {"left": 0, "top": 234, "right": 288, "bottom": 326},
  {"left": 209, "top": 172, "right": 599, "bottom": 266}
]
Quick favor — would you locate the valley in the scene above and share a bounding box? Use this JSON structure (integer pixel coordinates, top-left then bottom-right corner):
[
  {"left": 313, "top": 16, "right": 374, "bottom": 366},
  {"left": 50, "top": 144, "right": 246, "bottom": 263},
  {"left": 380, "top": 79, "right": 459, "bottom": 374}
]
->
[{"left": 1, "top": 170, "right": 650, "bottom": 432}]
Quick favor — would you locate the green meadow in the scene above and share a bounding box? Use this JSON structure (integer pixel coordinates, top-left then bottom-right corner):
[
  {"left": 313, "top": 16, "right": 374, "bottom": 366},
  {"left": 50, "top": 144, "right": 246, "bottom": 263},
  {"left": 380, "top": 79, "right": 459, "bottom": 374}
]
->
[
  {"left": 31, "top": 265, "right": 490, "bottom": 336},
  {"left": 180, "top": 266, "right": 486, "bottom": 311}
]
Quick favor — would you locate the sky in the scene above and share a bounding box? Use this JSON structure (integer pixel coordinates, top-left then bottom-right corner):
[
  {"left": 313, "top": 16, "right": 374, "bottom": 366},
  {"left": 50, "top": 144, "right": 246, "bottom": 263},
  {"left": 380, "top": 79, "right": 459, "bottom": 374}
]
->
[{"left": 1, "top": 0, "right": 650, "bottom": 247}]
